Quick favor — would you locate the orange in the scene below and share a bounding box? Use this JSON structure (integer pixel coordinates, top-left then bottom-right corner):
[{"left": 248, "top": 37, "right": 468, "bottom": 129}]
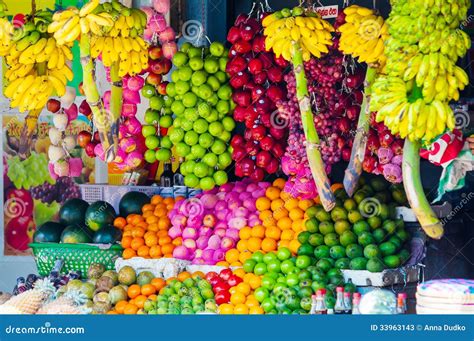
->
[
  {"left": 280, "top": 191, "right": 293, "bottom": 201},
  {"left": 265, "top": 186, "right": 281, "bottom": 200},
  {"left": 251, "top": 225, "right": 265, "bottom": 238},
  {"left": 230, "top": 261, "right": 242, "bottom": 266},
  {"left": 239, "top": 226, "right": 252, "bottom": 240},
  {"left": 259, "top": 210, "right": 273, "bottom": 222},
  {"left": 291, "top": 219, "right": 304, "bottom": 233},
  {"left": 130, "top": 237, "right": 145, "bottom": 250},
  {"left": 148, "top": 294, "right": 157, "bottom": 301},
  {"left": 247, "top": 237, "right": 262, "bottom": 252},
  {"left": 141, "top": 284, "right": 157, "bottom": 296},
  {"left": 265, "top": 226, "right": 281, "bottom": 240},
  {"left": 225, "top": 249, "right": 240, "bottom": 263},
  {"left": 175, "top": 196, "right": 185, "bottom": 202},
  {"left": 134, "top": 295, "right": 147, "bottom": 309},
  {"left": 262, "top": 216, "right": 277, "bottom": 227},
  {"left": 233, "top": 268, "right": 246, "bottom": 279},
  {"left": 146, "top": 215, "right": 159, "bottom": 224},
  {"left": 255, "top": 197, "right": 271, "bottom": 211},
  {"left": 144, "top": 231, "right": 156, "bottom": 239},
  {"left": 279, "top": 240, "right": 290, "bottom": 248},
  {"left": 114, "top": 217, "right": 127, "bottom": 229},
  {"left": 283, "top": 198, "right": 299, "bottom": 210},
  {"left": 236, "top": 282, "right": 251, "bottom": 296},
  {"left": 249, "top": 306, "right": 264, "bottom": 314},
  {"left": 219, "top": 303, "right": 234, "bottom": 314},
  {"left": 273, "top": 208, "right": 289, "bottom": 220},
  {"left": 234, "top": 303, "right": 249, "bottom": 314},
  {"left": 239, "top": 251, "right": 252, "bottom": 263},
  {"left": 121, "top": 236, "right": 132, "bottom": 249},
  {"left": 277, "top": 216, "right": 292, "bottom": 230},
  {"left": 216, "top": 261, "right": 229, "bottom": 267},
  {"left": 136, "top": 221, "right": 148, "bottom": 229},
  {"left": 145, "top": 234, "right": 158, "bottom": 247},
  {"left": 122, "top": 248, "right": 136, "bottom": 259},
  {"left": 107, "top": 310, "right": 118, "bottom": 314},
  {"left": 229, "top": 287, "right": 238, "bottom": 295},
  {"left": 149, "top": 245, "right": 162, "bottom": 258},
  {"left": 161, "top": 243, "right": 174, "bottom": 255},
  {"left": 248, "top": 275, "right": 261, "bottom": 290},
  {"left": 298, "top": 199, "right": 314, "bottom": 210},
  {"left": 230, "top": 292, "right": 246, "bottom": 305},
  {"left": 157, "top": 230, "right": 169, "bottom": 238},
  {"left": 147, "top": 223, "right": 159, "bottom": 232},
  {"left": 245, "top": 298, "right": 259, "bottom": 307},
  {"left": 154, "top": 207, "right": 167, "bottom": 218},
  {"left": 126, "top": 214, "right": 138, "bottom": 224},
  {"left": 158, "top": 217, "right": 171, "bottom": 230},
  {"left": 131, "top": 215, "right": 144, "bottom": 225},
  {"left": 122, "top": 231, "right": 132, "bottom": 238},
  {"left": 164, "top": 253, "right": 173, "bottom": 258},
  {"left": 289, "top": 239, "right": 301, "bottom": 254},
  {"left": 166, "top": 277, "right": 177, "bottom": 284},
  {"left": 289, "top": 208, "right": 304, "bottom": 221},
  {"left": 115, "top": 300, "right": 128, "bottom": 314},
  {"left": 331, "top": 183, "right": 344, "bottom": 192},
  {"left": 243, "top": 273, "right": 254, "bottom": 283},
  {"left": 172, "top": 237, "right": 183, "bottom": 246},
  {"left": 151, "top": 278, "right": 166, "bottom": 291},
  {"left": 270, "top": 198, "right": 285, "bottom": 211},
  {"left": 151, "top": 195, "right": 163, "bottom": 205},
  {"left": 137, "top": 245, "right": 150, "bottom": 257},
  {"left": 142, "top": 204, "right": 155, "bottom": 212},
  {"left": 261, "top": 238, "right": 277, "bottom": 252},
  {"left": 143, "top": 211, "right": 154, "bottom": 219},
  {"left": 159, "top": 236, "right": 172, "bottom": 246},
  {"left": 123, "top": 224, "right": 134, "bottom": 231},
  {"left": 177, "top": 271, "right": 191, "bottom": 281},
  {"left": 131, "top": 227, "right": 145, "bottom": 238},
  {"left": 192, "top": 271, "right": 205, "bottom": 279},
  {"left": 273, "top": 178, "right": 286, "bottom": 189},
  {"left": 281, "top": 229, "right": 295, "bottom": 240},
  {"left": 236, "top": 240, "right": 248, "bottom": 252},
  {"left": 163, "top": 197, "right": 175, "bottom": 205},
  {"left": 128, "top": 284, "right": 141, "bottom": 299}
]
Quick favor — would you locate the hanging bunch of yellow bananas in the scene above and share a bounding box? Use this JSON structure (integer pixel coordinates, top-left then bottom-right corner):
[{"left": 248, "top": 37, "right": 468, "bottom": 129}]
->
[
  {"left": 90, "top": 2, "right": 149, "bottom": 76},
  {"left": 262, "top": 6, "right": 334, "bottom": 61},
  {"left": 1, "top": 9, "right": 73, "bottom": 112},
  {"left": 0, "top": 14, "right": 13, "bottom": 55},
  {"left": 337, "top": 5, "right": 388, "bottom": 68},
  {"left": 370, "top": 0, "right": 471, "bottom": 142}
]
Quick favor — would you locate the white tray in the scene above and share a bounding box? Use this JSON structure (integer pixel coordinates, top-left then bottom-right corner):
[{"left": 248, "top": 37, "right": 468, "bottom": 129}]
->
[
  {"left": 115, "top": 257, "right": 190, "bottom": 279},
  {"left": 342, "top": 265, "right": 420, "bottom": 287}
]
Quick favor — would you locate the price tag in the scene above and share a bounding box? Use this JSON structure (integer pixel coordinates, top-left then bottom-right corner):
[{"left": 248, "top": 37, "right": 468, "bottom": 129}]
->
[{"left": 315, "top": 5, "right": 339, "bottom": 19}]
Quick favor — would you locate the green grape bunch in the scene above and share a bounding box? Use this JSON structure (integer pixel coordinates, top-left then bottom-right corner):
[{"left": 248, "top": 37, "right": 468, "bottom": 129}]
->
[{"left": 7, "top": 152, "right": 54, "bottom": 189}]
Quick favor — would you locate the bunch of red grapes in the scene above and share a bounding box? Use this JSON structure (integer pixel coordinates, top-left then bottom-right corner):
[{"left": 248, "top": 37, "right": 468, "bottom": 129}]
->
[
  {"left": 227, "top": 13, "right": 289, "bottom": 181},
  {"left": 279, "top": 39, "right": 364, "bottom": 197},
  {"left": 363, "top": 112, "right": 404, "bottom": 183}
]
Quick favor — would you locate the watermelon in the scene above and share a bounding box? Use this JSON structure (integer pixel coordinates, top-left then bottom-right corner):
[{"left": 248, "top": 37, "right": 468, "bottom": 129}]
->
[
  {"left": 59, "top": 198, "right": 89, "bottom": 225},
  {"left": 33, "top": 222, "right": 66, "bottom": 243},
  {"left": 60, "top": 224, "right": 93, "bottom": 243},
  {"left": 119, "top": 192, "right": 150, "bottom": 217},
  {"left": 85, "top": 201, "right": 117, "bottom": 232},
  {"left": 93, "top": 225, "right": 123, "bottom": 244}
]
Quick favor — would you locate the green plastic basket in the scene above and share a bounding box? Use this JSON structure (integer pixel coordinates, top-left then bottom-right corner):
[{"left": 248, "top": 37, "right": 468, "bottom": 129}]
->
[{"left": 29, "top": 243, "right": 123, "bottom": 278}]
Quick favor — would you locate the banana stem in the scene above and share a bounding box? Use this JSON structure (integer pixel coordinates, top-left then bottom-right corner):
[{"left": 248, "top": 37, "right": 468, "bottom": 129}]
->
[
  {"left": 79, "top": 34, "right": 116, "bottom": 162},
  {"left": 343, "top": 67, "right": 377, "bottom": 196},
  {"left": 403, "top": 139, "right": 444, "bottom": 239},
  {"left": 18, "top": 62, "right": 46, "bottom": 159},
  {"left": 292, "top": 42, "right": 335, "bottom": 211},
  {"left": 109, "top": 63, "right": 122, "bottom": 156}
]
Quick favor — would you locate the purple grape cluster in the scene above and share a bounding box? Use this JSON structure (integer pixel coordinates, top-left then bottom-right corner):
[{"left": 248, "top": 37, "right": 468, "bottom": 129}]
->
[{"left": 31, "top": 177, "right": 81, "bottom": 205}]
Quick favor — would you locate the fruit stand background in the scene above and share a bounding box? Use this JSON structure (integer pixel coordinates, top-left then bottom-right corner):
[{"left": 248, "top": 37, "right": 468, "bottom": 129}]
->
[{"left": 2, "top": 114, "right": 93, "bottom": 256}]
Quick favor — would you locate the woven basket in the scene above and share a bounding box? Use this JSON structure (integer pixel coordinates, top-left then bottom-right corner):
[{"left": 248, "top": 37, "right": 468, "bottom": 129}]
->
[{"left": 29, "top": 243, "right": 123, "bottom": 278}]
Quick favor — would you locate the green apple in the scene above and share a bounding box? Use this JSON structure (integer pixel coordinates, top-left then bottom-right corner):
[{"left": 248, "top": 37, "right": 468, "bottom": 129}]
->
[
  {"left": 144, "top": 109, "right": 160, "bottom": 124},
  {"left": 213, "top": 170, "right": 228, "bottom": 185},
  {"left": 222, "top": 116, "right": 236, "bottom": 131},
  {"left": 191, "top": 71, "right": 208, "bottom": 86},
  {"left": 209, "top": 41, "right": 225, "bottom": 57},
  {"left": 184, "top": 131, "right": 199, "bottom": 145},
  {"left": 210, "top": 139, "right": 226, "bottom": 155},
  {"left": 170, "top": 100, "right": 185, "bottom": 115},
  {"left": 184, "top": 174, "right": 199, "bottom": 187},
  {"left": 198, "top": 84, "right": 213, "bottom": 99},
  {"left": 176, "top": 142, "right": 191, "bottom": 157},
  {"left": 161, "top": 136, "right": 173, "bottom": 149},
  {"left": 215, "top": 71, "right": 227, "bottom": 84},
  {"left": 189, "top": 57, "right": 204, "bottom": 71},
  {"left": 184, "top": 108, "right": 199, "bottom": 122},
  {"left": 219, "top": 130, "right": 231, "bottom": 142},
  {"left": 141, "top": 84, "right": 156, "bottom": 98},
  {"left": 217, "top": 84, "right": 232, "bottom": 100},
  {"left": 178, "top": 66, "right": 193, "bottom": 81},
  {"left": 191, "top": 145, "right": 206, "bottom": 159},
  {"left": 182, "top": 92, "right": 198, "bottom": 108},
  {"left": 156, "top": 148, "right": 171, "bottom": 161},
  {"left": 166, "top": 83, "right": 176, "bottom": 97},
  {"left": 193, "top": 162, "right": 209, "bottom": 178},
  {"left": 193, "top": 118, "right": 209, "bottom": 134},
  {"left": 200, "top": 177, "right": 215, "bottom": 190},
  {"left": 218, "top": 57, "right": 227, "bottom": 72},
  {"left": 218, "top": 152, "right": 232, "bottom": 169},
  {"left": 171, "top": 71, "right": 180, "bottom": 83},
  {"left": 172, "top": 51, "right": 188, "bottom": 67},
  {"left": 181, "top": 119, "right": 194, "bottom": 131},
  {"left": 175, "top": 80, "right": 190, "bottom": 95},
  {"left": 198, "top": 102, "right": 211, "bottom": 117},
  {"left": 144, "top": 149, "right": 157, "bottom": 163},
  {"left": 181, "top": 42, "right": 192, "bottom": 53},
  {"left": 206, "top": 76, "right": 220, "bottom": 91},
  {"left": 173, "top": 117, "right": 182, "bottom": 128},
  {"left": 198, "top": 133, "right": 214, "bottom": 148},
  {"left": 216, "top": 100, "right": 230, "bottom": 114},
  {"left": 204, "top": 58, "right": 219, "bottom": 74},
  {"left": 142, "top": 125, "right": 157, "bottom": 137},
  {"left": 150, "top": 96, "right": 164, "bottom": 110},
  {"left": 169, "top": 128, "right": 185, "bottom": 144},
  {"left": 163, "top": 95, "right": 174, "bottom": 107},
  {"left": 145, "top": 135, "right": 160, "bottom": 149},
  {"left": 208, "top": 122, "right": 224, "bottom": 136},
  {"left": 187, "top": 46, "right": 202, "bottom": 58},
  {"left": 159, "top": 115, "right": 173, "bottom": 128},
  {"left": 202, "top": 153, "right": 218, "bottom": 168},
  {"left": 207, "top": 94, "right": 219, "bottom": 106},
  {"left": 205, "top": 110, "right": 219, "bottom": 123}
]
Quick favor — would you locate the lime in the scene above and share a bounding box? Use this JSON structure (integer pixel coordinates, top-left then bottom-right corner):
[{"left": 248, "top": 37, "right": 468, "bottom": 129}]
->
[
  {"left": 298, "top": 243, "right": 314, "bottom": 256},
  {"left": 358, "top": 231, "right": 375, "bottom": 247},
  {"left": 298, "top": 231, "right": 311, "bottom": 244},
  {"left": 339, "top": 231, "right": 357, "bottom": 247},
  {"left": 372, "top": 228, "right": 387, "bottom": 243},
  {"left": 305, "top": 218, "right": 319, "bottom": 233},
  {"left": 305, "top": 206, "right": 319, "bottom": 218},
  {"left": 254, "top": 287, "right": 269, "bottom": 302},
  {"left": 314, "top": 245, "right": 330, "bottom": 259},
  {"left": 323, "top": 233, "right": 339, "bottom": 247},
  {"left": 353, "top": 221, "right": 370, "bottom": 236},
  {"left": 382, "top": 220, "right": 397, "bottom": 235},
  {"left": 334, "top": 220, "right": 351, "bottom": 235},
  {"left": 388, "top": 236, "right": 402, "bottom": 249},
  {"left": 252, "top": 251, "right": 264, "bottom": 263},
  {"left": 329, "top": 245, "right": 346, "bottom": 259},
  {"left": 396, "top": 229, "right": 410, "bottom": 242},
  {"left": 261, "top": 276, "right": 276, "bottom": 290},
  {"left": 315, "top": 208, "right": 331, "bottom": 222},
  {"left": 349, "top": 257, "right": 368, "bottom": 270},
  {"left": 366, "top": 258, "right": 385, "bottom": 272},
  {"left": 316, "top": 258, "right": 333, "bottom": 272},
  {"left": 379, "top": 242, "right": 397, "bottom": 256},
  {"left": 277, "top": 247, "right": 291, "bottom": 261},
  {"left": 334, "top": 258, "right": 350, "bottom": 269},
  {"left": 243, "top": 259, "right": 257, "bottom": 273},
  {"left": 308, "top": 233, "right": 324, "bottom": 247},
  {"left": 331, "top": 207, "right": 348, "bottom": 221},
  {"left": 363, "top": 244, "right": 380, "bottom": 259},
  {"left": 319, "top": 221, "right": 335, "bottom": 235},
  {"left": 345, "top": 244, "right": 363, "bottom": 259},
  {"left": 399, "top": 249, "right": 410, "bottom": 263},
  {"left": 295, "top": 255, "right": 312, "bottom": 269},
  {"left": 280, "top": 260, "right": 295, "bottom": 274},
  {"left": 367, "top": 216, "right": 382, "bottom": 230},
  {"left": 347, "top": 210, "right": 363, "bottom": 223},
  {"left": 384, "top": 255, "right": 401, "bottom": 269},
  {"left": 343, "top": 198, "right": 357, "bottom": 211},
  {"left": 267, "top": 259, "right": 281, "bottom": 273}
]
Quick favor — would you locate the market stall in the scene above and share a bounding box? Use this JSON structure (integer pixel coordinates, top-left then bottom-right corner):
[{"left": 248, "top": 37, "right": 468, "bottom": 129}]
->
[{"left": 0, "top": 0, "right": 473, "bottom": 316}]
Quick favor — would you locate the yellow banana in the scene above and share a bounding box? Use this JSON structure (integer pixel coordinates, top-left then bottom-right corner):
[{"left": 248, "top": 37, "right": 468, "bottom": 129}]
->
[{"left": 79, "top": 0, "right": 99, "bottom": 17}]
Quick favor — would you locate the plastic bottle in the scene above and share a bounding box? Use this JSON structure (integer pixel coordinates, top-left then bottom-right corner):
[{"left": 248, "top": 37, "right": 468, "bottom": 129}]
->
[
  {"left": 352, "top": 292, "right": 361, "bottom": 314},
  {"left": 397, "top": 293, "right": 407, "bottom": 314},
  {"left": 343, "top": 292, "right": 352, "bottom": 314},
  {"left": 334, "top": 287, "right": 348, "bottom": 314},
  {"left": 160, "top": 162, "right": 174, "bottom": 187},
  {"left": 310, "top": 290, "right": 328, "bottom": 314}
]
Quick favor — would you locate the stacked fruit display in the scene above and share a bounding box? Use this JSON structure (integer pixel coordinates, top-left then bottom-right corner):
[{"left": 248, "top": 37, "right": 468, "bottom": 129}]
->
[
  {"left": 1, "top": 10, "right": 74, "bottom": 112},
  {"left": 161, "top": 42, "right": 234, "bottom": 190},
  {"left": 371, "top": 0, "right": 471, "bottom": 141},
  {"left": 362, "top": 112, "right": 404, "bottom": 183},
  {"left": 278, "top": 40, "right": 363, "bottom": 199},
  {"left": 169, "top": 179, "right": 268, "bottom": 265},
  {"left": 297, "top": 177, "right": 410, "bottom": 273},
  {"left": 227, "top": 13, "right": 288, "bottom": 180},
  {"left": 120, "top": 194, "right": 181, "bottom": 260}
]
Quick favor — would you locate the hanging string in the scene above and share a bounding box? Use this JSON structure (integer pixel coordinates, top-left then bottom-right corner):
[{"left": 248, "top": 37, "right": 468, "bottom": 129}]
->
[
  {"left": 264, "top": 0, "right": 271, "bottom": 12},
  {"left": 247, "top": 2, "right": 256, "bottom": 19},
  {"left": 31, "top": 0, "right": 36, "bottom": 17}
]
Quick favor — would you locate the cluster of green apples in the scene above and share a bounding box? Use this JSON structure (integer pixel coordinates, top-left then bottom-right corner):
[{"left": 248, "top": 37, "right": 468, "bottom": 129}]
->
[{"left": 164, "top": 42, "right": 236, "bottom": 190}]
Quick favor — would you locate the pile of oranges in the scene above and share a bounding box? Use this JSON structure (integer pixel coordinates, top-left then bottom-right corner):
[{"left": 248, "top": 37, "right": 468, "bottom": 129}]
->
[
  {"left": 116, "top": 195, "right": 185, "bottom": 260},
  {"left": 223, "top": 179, "right": 315, "bottom": 265},
  {"left": 218, "top": 269, "right": 264, "bottom": 315},
  {"left": 108, "top": 277, "right": 167, "bottom": 315}
]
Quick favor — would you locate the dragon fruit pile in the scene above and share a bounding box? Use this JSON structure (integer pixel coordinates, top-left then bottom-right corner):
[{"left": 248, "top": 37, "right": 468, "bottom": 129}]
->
[
  {"left": 169, "top": 179, "right": 270, "bottom": 264},
  {"left": 363, "top": 112, "right": 404, "bottom": 183},
  {"left": 227, "top": 13, "right": 288, "bottom": 181},
  {"left": 279, "top": 39, "right": 363, "bottom": 198}
]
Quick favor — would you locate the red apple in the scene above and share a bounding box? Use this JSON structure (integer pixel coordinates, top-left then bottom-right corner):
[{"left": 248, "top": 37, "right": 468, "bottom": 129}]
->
[
  {"left": 46, "top": 99, "right": 61, "bottom": 113},
  {"left": 251, "top": 125, "right": 266, "bottom": 141},
  {"left": 240, "top": 158, "right": 255, "bottom": 176},
  {"left": 5, "top": 216, "right": 34, "bottom": 251},
  {"left": 149, "top": 46, "right": 163, "bottom": 60},
  {"left": 259, "top": 136, "right": 274, "bottom": 151},
  {"left": 252, "top": 35, "right": 266, "bottom": 53},
  {"left": 250, "top": 167, "right": 265, "bottom": 181},
  {"left": 77, "top": 130, "right": 92, "bottom": 148},
  {"left": 267, "top": 67, "right": 284, "bottom": 83},
  {"left": 6, "top": 188, "right": 34, "bottom": 218},
  {"left": 157, "top": 81, "right": 168, "bottom": 95},
  {"left": 256, "top": 151, "right": 272, "bottom": 168},
  {"left": 230, "top": 134, "right": 245, "bottom": 148},
  {"left": 79, "top": 100, "right": 92, "bottom": 117},
  {"left": 93, "top": 131, "right": 100, "bottom": 142},
  {"left": 227, "top": 26, "right": 241, "bottom": 44},
  {"left": 147, "top": 73, "right": 162, "bottom": 86},
  {"left": 265, "top": 158, "right": 279, "bottom": 174},
  {"left": 85, "top": 142, "right": 96, "bottom": 157},
  {"left": 248, "top": 59, "right": 263, "bottom": 74},
  {"left": 271, "top": 142, "right": 285, "bottom": 158},
  {"left": 233, "top": 40, "right": 252, "bottom": 54},
  {"left": 232, "top": 90, "right": 251, "bottom": 107},
  {"left": 253, "top": 71, "right": 267, "bottom": 85}
]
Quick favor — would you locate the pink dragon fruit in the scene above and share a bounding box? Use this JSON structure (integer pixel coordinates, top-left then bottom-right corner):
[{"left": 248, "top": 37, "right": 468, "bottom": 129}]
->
[
  {"left": 377, "top": 147, "right": 394, "bottom": 165},
  {"left": 382, "top": 163, "right": 402, "bottom": 183}
]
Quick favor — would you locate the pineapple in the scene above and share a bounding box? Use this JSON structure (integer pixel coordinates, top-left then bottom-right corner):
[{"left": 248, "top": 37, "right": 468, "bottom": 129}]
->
[
  {"left": 0, "top": 279, "right": 56, "bottom": 314},
  {"left": 0, "top": 293, "right": 12, "bottom": 305},
  {"left": 37, "top": 289, "right": 90, "bottom": 315}
]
